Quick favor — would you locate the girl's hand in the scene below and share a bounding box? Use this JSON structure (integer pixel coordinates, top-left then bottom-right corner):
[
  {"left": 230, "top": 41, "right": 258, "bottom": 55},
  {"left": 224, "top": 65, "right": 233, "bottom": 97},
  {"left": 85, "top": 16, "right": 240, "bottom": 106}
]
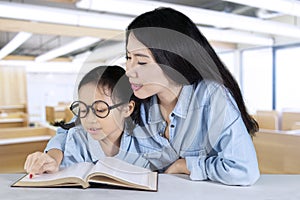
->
[
  {"left": 24, "top": 151, "right": 60, "bottom": 176},
  {"left": 164, "top": 158, "right": 190, "bottom": 174}
]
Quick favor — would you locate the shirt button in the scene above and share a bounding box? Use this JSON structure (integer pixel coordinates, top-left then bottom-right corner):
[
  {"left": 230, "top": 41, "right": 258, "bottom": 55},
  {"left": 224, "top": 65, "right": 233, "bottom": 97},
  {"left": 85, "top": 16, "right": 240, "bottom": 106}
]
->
[
  {"left": 170, "top": 124, "right": 175, "bottom": 128},
  {"left": 171, "top": 113, "right": 175, "bottom": 117}
]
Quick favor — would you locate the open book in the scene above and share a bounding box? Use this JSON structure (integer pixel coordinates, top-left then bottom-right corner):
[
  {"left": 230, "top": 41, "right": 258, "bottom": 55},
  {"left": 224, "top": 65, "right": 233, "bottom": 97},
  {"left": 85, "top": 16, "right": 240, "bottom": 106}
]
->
[{"left": 12, "top": 157, "right": 158, "bottom": 191}]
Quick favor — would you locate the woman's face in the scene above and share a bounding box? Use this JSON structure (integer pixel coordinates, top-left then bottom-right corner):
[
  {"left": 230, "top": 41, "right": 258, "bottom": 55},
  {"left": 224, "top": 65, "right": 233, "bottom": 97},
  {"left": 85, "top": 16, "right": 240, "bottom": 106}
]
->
[
  {"left": 78, "top": 83, "right": 127, "bottom": 142},
  {"left": 125, "top": 33, "right": 174, "bottom": 100}
]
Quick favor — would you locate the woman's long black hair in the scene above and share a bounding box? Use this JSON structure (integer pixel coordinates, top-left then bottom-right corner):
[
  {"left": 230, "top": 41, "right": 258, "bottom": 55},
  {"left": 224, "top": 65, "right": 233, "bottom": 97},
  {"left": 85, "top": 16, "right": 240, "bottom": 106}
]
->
[
  {"left": 126, "top": 7, "right": 258, "bottom": 136},
  {"left": 59, "top": 65, "right": 140, "bottom": 133}
]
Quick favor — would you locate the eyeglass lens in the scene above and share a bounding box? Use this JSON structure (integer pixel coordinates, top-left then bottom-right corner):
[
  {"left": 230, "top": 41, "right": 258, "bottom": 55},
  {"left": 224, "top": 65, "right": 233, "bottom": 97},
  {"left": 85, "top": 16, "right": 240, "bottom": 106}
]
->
[{"left": 71, "top": 101, "right": 110, "bottom": 118}]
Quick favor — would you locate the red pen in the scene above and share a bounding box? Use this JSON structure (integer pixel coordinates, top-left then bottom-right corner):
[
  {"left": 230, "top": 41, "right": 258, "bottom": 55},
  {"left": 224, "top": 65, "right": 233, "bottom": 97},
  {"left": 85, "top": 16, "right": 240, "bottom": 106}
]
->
[{"left": 29, "top": 174, "right": 33, "bottom": 179}]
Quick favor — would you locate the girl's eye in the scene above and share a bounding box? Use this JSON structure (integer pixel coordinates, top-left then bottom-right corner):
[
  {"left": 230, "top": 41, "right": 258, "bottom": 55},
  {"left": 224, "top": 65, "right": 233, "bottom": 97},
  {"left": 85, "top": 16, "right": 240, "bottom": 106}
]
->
[
  {"left": 125, "top": 55, "right": 131, "bottom": 60},
  {"left": 138, "top": 62, "right": 147, "bottom": 65},
  {"left": 96, "top": 108, "right": 107, "bottom": 113},
  {"left": 80, "top": 110, "right": 87, "bottom": 114}
]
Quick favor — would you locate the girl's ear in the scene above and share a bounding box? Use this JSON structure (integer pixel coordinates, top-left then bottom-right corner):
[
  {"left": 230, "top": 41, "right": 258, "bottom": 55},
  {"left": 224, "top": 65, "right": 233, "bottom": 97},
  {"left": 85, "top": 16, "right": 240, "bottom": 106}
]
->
[{"left": 123, "top": 100, "right": 135, "bottom": 118}]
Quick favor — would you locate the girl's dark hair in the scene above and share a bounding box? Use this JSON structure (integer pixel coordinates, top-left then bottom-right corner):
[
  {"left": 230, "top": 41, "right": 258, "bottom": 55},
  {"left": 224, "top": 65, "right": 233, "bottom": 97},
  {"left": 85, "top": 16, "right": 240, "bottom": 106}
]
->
[
  {"left": 60, "top": 65, "right": 140, "bottom": 133},
  {"left": 126, "top": 7, "right": 258, "bottom": 136}
]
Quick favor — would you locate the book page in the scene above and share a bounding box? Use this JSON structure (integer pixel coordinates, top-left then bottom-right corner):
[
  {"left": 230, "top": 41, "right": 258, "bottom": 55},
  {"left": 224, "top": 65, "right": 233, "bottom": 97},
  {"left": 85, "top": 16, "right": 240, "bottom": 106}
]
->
[
  {"left": 88, "top": 157, "right": 154, "bottom": 188},
  {"left": 19, "top": 162, "right": 94, "bottom": 184}
]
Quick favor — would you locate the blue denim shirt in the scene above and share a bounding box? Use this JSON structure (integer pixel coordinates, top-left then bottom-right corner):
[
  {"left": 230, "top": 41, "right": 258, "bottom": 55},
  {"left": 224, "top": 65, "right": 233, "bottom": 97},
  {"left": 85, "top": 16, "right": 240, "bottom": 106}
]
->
[
  {"left": 132, "top": 80, "right": 260, "bottom": 185},
  {"left": 46, "top": 80, "right": 260, "bottom": 185},
  {"left": 45, "top": 124, "right": 150, "bottom": 169}
]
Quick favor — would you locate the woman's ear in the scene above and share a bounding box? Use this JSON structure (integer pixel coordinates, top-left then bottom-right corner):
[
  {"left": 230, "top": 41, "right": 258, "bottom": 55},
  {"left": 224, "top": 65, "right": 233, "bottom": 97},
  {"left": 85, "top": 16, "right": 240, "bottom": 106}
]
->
[{"left": 123, "top": 100, "right": 135, "bottom": 118}]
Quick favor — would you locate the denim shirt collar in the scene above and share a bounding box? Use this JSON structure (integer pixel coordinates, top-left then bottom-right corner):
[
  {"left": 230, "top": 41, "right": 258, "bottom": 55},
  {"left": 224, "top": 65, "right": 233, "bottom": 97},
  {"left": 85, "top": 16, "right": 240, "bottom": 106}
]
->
[
  {"left": 87, "top": 133, "right": 104, "bottom": 162},
  {"left": 147, "top": 95, "right": 163, "bottom": 124},
  {"left": 173, "top": 84, "right": 194, "bottom": 118},
  {"left": 147, "top": 84, "right": 194, "bottom": 124}
]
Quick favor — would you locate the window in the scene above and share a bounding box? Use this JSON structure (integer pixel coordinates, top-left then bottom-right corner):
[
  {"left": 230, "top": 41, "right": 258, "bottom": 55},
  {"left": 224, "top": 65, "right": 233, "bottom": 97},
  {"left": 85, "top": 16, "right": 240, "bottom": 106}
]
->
[
  {"left": 218, "top": 51, "right": 241, "bottom": 85},
  {"left": 275, "top": 45, "right": 300, "bottom": 111},
  {"left": 241, "top": 48, "right": 273, "bottom": 114},
  {"left": 218, "top": 51, "right": 235, "bottom": 75}
]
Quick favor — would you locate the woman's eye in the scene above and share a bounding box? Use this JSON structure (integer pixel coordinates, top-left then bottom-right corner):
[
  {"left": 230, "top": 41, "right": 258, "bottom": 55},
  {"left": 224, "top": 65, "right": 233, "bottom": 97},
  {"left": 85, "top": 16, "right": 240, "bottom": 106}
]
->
[
  {"left": 138, "top": 62, "right": 147, "bottom": 65},
  {"left": 125, "top": 55, "right": 131, "bottom": 60}
]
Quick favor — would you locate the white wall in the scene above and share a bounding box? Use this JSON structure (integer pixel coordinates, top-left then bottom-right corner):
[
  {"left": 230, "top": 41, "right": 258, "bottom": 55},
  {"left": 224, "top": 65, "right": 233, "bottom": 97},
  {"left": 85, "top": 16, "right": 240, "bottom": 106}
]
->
[{"left": 25, "top": 62, "right": 81, "bottom": 123}]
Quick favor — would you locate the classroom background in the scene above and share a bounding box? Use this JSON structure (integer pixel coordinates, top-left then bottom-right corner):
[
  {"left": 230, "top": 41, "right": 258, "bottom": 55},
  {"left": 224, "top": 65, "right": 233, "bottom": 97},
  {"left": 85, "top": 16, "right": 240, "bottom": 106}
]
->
[{"left": 0, "top": 0, "right": 300, "bottom": 174}]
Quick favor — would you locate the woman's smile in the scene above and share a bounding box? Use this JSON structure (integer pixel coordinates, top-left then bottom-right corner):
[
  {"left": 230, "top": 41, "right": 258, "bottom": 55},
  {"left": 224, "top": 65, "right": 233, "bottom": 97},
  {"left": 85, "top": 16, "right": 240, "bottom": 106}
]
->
[{"left": 130, "top": 83, "right": 143, "bottom": 91}]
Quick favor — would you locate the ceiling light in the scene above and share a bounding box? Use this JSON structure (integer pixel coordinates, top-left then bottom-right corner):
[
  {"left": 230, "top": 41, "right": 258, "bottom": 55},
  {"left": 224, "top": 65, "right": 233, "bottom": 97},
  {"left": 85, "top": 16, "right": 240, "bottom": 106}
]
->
[
  {"left": 35, "top": 37, "right": 101, "bottom": 62},
  {"left": 0, "top": 1, "right": 274, "bottom": 46},
  {"left": 76, "top": 0, "right": 300, "bottom": 39},
  {"left": 0, "top": 32, "right": 32, "bottom": 60},
  {"left": 76, "top": 0, "right": 157, "bottom": 16},
  {"left": 200, "top": 27, "right": 274, "bottom": 46},
  {"left": 222, "top": 0, "right": 300, "bottom": 17},
  {"left": 0, "top": 60, "right": 81, "bottom": 72},
  {"left": 0, "top": 1, "right": 132, "bottom": 30}
]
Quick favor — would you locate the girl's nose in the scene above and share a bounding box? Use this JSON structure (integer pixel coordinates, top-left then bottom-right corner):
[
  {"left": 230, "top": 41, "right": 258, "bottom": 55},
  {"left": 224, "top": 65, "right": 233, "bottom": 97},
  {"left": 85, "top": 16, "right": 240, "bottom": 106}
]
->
[{"left": 86, "top": 110, "right": 97, "bottom": 122}]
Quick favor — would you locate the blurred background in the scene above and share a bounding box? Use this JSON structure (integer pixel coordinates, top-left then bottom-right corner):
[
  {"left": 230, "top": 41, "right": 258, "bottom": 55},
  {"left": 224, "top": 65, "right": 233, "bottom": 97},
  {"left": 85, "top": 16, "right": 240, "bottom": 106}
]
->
[
  {"left": 1, "top": 0, "right": 300, "bottom": 124},
  {"left": 1, "top": 0, "right": 300, "bottom": 174}
]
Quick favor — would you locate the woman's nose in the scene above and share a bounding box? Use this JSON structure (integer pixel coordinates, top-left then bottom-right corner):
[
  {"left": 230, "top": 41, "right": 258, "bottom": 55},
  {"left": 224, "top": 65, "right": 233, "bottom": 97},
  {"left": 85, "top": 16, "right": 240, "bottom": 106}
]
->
[
  {"left": 125, "top": 68, "right": 132, "bottom": 77},
  {"left": 125, "top": 60, "right": 133, "bottom": 71},
  {"left": 125, "top": 64, "right": 136, "bottom": 78},
  {"left": 126, "top": 68, "right": 138, "bottom": 79}
]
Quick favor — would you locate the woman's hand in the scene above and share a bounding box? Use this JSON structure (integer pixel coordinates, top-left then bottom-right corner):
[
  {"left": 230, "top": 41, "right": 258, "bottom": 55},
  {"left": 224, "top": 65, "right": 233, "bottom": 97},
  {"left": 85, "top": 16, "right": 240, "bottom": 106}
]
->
[
  {"left": 24, "top": 149, "right": 62, "bottom": 176},
  {"left": 164, "top": 158, "right": 190, "bottom": 174}
]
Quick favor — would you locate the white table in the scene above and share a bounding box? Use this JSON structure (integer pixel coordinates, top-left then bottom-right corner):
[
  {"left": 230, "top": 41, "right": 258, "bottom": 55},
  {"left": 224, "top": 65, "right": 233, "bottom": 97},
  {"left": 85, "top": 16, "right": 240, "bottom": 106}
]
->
[{"left": 1, "top": 174, "right": 300, "bottom": 200}]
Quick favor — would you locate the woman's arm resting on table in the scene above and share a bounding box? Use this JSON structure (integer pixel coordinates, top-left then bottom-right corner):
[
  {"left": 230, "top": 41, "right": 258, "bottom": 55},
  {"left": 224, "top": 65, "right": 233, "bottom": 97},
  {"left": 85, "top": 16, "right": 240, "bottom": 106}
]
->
[{"left": 165, "top": 158, "right": 190, "bottom": 174}]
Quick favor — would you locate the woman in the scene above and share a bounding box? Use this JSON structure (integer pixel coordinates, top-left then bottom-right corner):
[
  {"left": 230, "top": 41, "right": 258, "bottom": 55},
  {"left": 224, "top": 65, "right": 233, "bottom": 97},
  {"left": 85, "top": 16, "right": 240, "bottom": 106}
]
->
[{"left": 125, "top": 7, "right": 260, "bottom": 185}]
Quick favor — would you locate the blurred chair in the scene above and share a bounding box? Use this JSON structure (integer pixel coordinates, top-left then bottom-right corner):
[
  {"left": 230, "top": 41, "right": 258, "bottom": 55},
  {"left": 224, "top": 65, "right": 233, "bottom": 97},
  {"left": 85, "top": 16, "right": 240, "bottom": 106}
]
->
[
  {"left": 45, "top": 104, "right": 73, "bottom": 124},
  {"left": 64, "top": 107, "right": 73, "bottom": 123},
  {"left": 281, "top": 111, "right": 300, "bottom": 130},
  {"left": 253, "top": 129, "right": 300, "bottom": 174},
  {"left": 291, "top": 122, "right": 300, "bottom": 130},
  {"left": 45, "top": 106, "right": 55, "bottom": 124},
  {"left": 253, "top": 110, "right": 279, "bottom": 130}
]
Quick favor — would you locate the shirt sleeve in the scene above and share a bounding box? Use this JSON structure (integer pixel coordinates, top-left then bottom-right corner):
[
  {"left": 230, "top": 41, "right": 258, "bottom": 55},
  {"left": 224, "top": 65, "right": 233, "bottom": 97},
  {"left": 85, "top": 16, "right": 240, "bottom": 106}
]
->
[
  {"left": 44, "top": 117, "right": 77, "bottom": 152},
  {"left": 60, "top": 126, "right": 90, "bottom": 168},
  {"left": 116, "top": 133, "right": 152, "bottom": 170},
  {"left": 185, "top": 85, "right": 260, "bottom": 186},
  {"left": 44, "top": 126, "right": 68, "bottom": 152}
]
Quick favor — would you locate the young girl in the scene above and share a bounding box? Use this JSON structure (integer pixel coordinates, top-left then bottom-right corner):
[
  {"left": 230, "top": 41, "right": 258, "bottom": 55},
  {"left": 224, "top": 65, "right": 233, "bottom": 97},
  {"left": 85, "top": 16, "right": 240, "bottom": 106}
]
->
[
  {"left": 24, "top": 65, "right": 149, "bottom": 175},
  {"left": 125, "top": 7, "right": 260, "bottom": 185}
]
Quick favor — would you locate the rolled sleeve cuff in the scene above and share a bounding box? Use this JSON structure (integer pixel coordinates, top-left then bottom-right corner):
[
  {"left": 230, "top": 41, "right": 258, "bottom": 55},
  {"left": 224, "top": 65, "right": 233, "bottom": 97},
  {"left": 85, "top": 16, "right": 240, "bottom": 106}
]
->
[
  {"left": 44, "top": 133, "right": 66, "bottom": 152},
  {"left": 186, "top": 156, "right": 208, "bottom": 181}
]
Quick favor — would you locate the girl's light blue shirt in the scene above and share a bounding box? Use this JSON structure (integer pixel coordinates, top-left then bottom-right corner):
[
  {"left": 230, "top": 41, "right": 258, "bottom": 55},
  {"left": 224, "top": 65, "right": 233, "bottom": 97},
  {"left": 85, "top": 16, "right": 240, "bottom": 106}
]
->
[{"left": 45, "top": 125, "right": 150, "bottom": 169}]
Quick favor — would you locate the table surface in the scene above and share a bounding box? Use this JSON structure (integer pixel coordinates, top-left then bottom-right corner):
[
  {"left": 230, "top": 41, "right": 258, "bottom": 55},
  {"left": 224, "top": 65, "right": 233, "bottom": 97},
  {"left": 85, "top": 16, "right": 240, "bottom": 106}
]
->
[{"left": 1, "top": 174, "right": 300, "bottom": 200}]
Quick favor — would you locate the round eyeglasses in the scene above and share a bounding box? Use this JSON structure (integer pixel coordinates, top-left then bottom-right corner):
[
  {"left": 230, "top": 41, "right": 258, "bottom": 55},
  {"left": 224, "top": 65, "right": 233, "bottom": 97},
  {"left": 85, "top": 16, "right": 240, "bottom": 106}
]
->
[{"left": 70, "top": 100, "right": 126, "bottom": 119}]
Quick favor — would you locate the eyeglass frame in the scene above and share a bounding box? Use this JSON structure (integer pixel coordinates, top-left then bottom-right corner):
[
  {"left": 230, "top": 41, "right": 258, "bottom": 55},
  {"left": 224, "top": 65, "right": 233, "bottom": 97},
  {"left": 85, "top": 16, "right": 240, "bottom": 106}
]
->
[{"left": 70, "top": 100, "right": 126, "bottom": 119}]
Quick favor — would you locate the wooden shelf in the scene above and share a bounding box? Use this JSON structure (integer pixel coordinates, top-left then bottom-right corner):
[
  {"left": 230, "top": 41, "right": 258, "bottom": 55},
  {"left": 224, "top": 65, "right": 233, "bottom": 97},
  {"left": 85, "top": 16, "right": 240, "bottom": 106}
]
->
[{"left": 0, "top": 126, "right": 56, "bottom": 173}]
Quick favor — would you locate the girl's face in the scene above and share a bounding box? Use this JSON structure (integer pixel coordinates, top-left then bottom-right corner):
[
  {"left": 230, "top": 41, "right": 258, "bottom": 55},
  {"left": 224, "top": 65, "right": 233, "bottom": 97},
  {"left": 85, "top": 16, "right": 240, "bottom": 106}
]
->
[
  {"left": 78, "top": 83, "right": 133, "bottom": 143},
  {"left": 125, "top": 33, "right": 176, "bottom": 100}
]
